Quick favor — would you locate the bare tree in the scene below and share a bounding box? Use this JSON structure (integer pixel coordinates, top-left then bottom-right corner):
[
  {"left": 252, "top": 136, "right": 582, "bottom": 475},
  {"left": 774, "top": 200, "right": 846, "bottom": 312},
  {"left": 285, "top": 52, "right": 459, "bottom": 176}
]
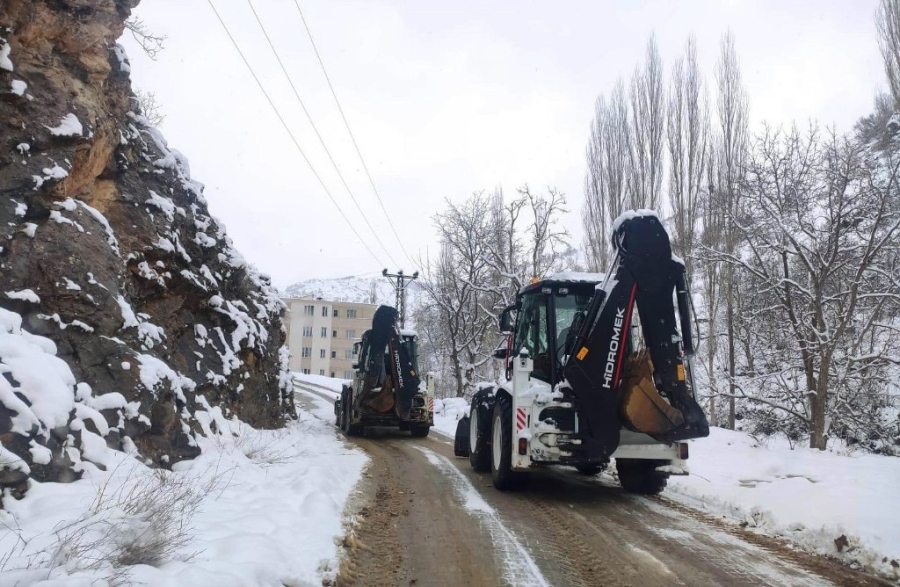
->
[
  {"left": 667, "top": 35, "right": 709, "bottom": 283},
  {"left": 876, "top": 0, "right": 900, "bottom": 109},
  {"left": 630, "top": 34, "right": 666, "bottom": 210},
  {"left": 582, "top": 80, "right": 632, "bottom": 270},
  {"left": 717, "top": 124, "right": 900, "bottom": 450},
  {"left": 124, "top": 17, "right": 166, "bottom": 60},
  {"left": 698, "top": 142, "right": 725, "bottom": 427},
  {"left": 520, "top": 186, "right": 570, "bottom": 279},
  {"left": 133, "top": 89, "right": 165, "bottom": 127},
  {"left": 714, "top": 30, "right": 750, "bottom": 429},
  {"left": 418, "top": 194, "right": 497, "bottom": 398}
]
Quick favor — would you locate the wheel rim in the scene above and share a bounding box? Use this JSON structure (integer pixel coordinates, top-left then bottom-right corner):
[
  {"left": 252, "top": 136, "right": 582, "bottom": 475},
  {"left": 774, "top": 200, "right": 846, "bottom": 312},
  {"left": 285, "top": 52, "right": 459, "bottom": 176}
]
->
[
  {"left": 492, "top": 413, "right": 502, "bottom": 471},
  {"left": 470, "top": 409, "right": 478, "bottom": 453}
]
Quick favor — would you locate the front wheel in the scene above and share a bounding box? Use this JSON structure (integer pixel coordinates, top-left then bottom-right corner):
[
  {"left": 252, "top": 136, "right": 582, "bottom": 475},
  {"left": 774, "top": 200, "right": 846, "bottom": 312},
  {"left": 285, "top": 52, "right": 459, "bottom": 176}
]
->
[
  {"left": 490, "top": 395, "right": 528, "bottom": 490},
  {"left": 616, "top": 459, "right": 668, "bottom": 495},
  {"left": 454, "top": 416, "right": 470, "bottom": 457}
]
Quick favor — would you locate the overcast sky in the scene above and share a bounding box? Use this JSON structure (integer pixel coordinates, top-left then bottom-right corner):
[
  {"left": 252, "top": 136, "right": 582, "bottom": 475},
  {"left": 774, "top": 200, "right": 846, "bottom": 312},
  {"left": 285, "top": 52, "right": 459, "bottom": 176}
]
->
[{"left": 121, "top": 0, "right": 884, "bottom": 289}]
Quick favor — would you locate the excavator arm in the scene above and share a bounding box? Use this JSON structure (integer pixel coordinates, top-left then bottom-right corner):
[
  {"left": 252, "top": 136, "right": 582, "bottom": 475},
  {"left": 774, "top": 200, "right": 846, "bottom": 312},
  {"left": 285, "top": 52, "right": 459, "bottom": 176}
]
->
[
  {"left": 563, "top": 211, "right": 710, "bottom": 461},
  {"left": 361, "top": 305, "right": 421, "bottom": 420}
]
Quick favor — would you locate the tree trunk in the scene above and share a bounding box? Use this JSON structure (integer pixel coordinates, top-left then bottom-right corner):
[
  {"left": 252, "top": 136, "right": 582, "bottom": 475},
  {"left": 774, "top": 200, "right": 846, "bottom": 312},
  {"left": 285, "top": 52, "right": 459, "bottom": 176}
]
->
[{"left": 726, "top": 273, "right": 736, "bottom": 430}]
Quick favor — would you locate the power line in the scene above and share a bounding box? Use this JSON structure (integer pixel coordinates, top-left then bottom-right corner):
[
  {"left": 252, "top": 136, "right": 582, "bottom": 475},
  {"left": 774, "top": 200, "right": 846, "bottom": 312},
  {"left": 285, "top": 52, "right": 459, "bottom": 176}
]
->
[
  {"left": 245, "top": 0, "right": 399, "bottom": 268},
  {"left": 293, "top": 0, "right": 417, "bottom": 269},
  {"left": 205, "top": 0, "right": 384, "bottom": 267}
]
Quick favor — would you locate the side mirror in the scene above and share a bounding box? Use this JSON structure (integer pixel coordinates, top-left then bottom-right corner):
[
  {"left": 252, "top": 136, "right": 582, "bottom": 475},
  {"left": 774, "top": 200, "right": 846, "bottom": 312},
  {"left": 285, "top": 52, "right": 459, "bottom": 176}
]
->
[
  {"left": 498, "top": 304, "right": 516, "bottom": 333},
  {"left": 351, "top": 362, "right": 359, "bottom": 370},
  {"left": 492, "top": 346, "right": 509, "bottom": 360}
]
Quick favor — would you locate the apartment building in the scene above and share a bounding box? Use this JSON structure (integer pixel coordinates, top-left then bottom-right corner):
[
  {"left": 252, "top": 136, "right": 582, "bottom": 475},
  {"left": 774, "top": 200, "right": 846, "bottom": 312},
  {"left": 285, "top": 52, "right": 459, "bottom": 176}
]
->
[{"left": 283, "top": 297, "right": 377, "bottom": 379}]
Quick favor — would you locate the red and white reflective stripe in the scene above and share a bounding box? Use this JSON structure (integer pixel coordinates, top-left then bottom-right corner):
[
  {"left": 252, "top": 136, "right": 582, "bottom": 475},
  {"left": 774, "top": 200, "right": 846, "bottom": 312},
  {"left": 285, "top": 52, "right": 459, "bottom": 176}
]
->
[
  {"left": 516, "top": 408, "right": 527, "bottom": 431},
  {"left": 428, "top": 398, "right": 434, "bottom": 412}
]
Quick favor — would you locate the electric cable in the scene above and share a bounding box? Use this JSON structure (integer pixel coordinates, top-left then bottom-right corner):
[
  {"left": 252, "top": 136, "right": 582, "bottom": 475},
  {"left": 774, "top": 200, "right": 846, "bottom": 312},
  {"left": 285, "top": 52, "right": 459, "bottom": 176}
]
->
[
  {"left": 205, "top": 0, "right": 384, "bottom": 267},
  {"left": 293, "top": 0, "right": 417, "bottom": 269},
  {"left": 246, "top": 0, "right": 399, "bottom": 267}
]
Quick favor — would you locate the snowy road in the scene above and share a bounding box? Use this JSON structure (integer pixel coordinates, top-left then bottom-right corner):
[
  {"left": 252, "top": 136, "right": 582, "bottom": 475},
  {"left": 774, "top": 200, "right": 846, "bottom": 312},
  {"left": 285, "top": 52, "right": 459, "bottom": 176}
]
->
[{"left": 295, "top": 384, "right": 890, "bottom": 587}]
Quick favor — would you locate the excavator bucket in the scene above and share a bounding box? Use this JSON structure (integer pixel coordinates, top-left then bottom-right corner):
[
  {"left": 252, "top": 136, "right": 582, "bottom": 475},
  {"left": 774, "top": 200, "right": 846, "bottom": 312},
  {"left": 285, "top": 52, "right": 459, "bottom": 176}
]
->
[{"left": 619, "top": 350, "right": 685, "bottom": 436}]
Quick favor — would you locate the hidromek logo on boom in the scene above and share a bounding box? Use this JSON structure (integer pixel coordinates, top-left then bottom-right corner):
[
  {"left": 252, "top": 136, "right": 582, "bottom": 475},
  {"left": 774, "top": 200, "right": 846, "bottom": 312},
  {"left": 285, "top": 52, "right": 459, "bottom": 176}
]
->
[{"left": 602, "top": 307, "right": 626, "bottom": 389}]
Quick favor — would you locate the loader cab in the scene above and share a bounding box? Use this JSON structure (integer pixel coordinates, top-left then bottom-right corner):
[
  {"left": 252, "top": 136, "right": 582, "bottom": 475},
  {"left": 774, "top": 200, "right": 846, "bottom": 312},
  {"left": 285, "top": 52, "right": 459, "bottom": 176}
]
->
[{"left": 509, "top": 278, "right": 598, "bottom": 385}]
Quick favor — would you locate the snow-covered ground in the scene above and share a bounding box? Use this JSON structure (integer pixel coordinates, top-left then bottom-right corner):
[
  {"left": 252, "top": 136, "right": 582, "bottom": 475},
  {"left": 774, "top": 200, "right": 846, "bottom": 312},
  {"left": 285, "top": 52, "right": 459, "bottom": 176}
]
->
[
  {"left": 667, "top": 428, "right": 900, "bottom": 579},
  {"left": 0, "top": 403, "right": 366, "bottom": 586}
]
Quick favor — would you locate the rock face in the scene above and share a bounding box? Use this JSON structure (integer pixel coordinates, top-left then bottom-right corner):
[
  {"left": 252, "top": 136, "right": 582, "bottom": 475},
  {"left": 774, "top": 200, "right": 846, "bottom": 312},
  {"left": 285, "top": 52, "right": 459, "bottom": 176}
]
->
[{"left": 0, "top": 0, "right": 293, "bottom": 498}]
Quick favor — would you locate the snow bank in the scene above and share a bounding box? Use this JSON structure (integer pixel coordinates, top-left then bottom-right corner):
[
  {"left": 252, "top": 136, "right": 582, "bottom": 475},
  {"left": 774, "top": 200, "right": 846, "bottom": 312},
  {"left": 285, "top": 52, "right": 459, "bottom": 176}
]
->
[
  {"left": 667, "top": 427, "right": 900, "bottom": 577},
  {"left": 432, "top": 397, "right": 470, "bottom": 437},
  {"left": 0, "top": 409, "right": 367, "bottom": 586},
  {"left": 293, "top": 372, "right": 347, "bottom": 399},
  {"left": 0, "top": 307, "right": 77, "bottom": 430}
]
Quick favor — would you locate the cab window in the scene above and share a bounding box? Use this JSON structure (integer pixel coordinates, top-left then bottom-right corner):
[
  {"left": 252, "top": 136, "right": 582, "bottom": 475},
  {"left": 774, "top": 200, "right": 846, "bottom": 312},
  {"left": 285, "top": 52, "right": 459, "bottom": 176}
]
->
[{"left": 515, "top": 292, "right": 550, "bottom": 381}]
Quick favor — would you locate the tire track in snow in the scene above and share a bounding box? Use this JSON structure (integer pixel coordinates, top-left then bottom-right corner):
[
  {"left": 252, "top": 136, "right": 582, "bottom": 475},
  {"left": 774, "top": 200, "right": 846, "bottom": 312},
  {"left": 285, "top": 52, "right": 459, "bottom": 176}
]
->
[{"left": 415, "top": 447, "right": 550, "bottom": 587}]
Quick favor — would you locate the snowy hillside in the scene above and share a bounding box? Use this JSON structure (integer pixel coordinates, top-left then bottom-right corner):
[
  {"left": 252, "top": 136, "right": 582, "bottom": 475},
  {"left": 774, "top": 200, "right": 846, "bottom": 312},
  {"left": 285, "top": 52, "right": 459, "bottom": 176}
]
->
[{"left": 282, "top": 275, "right": 427, "bottom": 311}]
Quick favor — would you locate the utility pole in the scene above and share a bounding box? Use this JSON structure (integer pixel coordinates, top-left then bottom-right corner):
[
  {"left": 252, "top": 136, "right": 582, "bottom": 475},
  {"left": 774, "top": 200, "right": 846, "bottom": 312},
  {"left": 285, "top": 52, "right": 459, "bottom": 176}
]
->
[{"left": 382, "top": 268, "right": 418, "bottom": 328}]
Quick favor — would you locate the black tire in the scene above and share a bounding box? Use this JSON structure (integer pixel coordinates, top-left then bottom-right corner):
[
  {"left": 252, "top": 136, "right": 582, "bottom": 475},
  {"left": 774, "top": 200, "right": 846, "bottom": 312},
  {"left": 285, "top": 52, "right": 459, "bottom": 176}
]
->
[
  {"left": 491, "top": 395, "right": 528, "bottom": 490},
  {"left": 575, "top": 463, "right": 604, "bottom": 476},
  {"left": 341, "top": 388, "right": 363, "bottom": 437},
  {"left": 616, "top": 459, "right": 669, "bottom": 495},
  {"left": 454, "top": 416, "right": 470, "bottom": 457},
  {"left": 409, "top": 425, "right": 430, "bottom": 438},
  {"left": 469, "top": 400, "right": 492, "bottom": 472}
]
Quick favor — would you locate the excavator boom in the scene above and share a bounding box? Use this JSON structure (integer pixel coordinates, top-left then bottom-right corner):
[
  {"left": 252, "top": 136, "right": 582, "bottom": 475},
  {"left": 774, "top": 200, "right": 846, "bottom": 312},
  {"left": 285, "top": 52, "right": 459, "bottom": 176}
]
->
[{"left": 563, "top": 211, "right": 709, "bottom": 461}]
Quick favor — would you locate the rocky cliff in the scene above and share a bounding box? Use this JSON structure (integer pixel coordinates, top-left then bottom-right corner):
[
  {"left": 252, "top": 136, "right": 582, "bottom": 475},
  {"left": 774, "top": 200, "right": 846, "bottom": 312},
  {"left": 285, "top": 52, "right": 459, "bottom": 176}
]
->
[{"left": 0, "top": 0, "right": 293, "bottom": 499}]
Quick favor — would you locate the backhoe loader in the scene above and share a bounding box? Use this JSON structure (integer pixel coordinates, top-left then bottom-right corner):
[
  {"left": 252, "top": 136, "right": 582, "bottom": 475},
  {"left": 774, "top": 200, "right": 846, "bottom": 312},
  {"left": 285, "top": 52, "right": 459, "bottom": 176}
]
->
[{"left": 454, "top": 210, "right": 709, "bottom": 494}]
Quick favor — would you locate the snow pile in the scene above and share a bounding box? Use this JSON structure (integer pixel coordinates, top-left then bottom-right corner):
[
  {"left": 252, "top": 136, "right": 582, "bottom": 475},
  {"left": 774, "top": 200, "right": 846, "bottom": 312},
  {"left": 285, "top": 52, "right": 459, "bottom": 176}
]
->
[
  {"left": 0, "top": 307, "right": 119, "bottom": 481},
  {"left": 0, "top": 409, "right": 367, "bottom": 586},
  {"left": 432, "top": 397, "right": 470, "bottom": 437},
  {"left": 45, "top": 113, "right": 83, "bottom": 137},
  {"left": 0, "top": 35, "right": 13, "bottom": 72},
  {"left": 666, "top": 427, "right": 900, "bottom": 577}
]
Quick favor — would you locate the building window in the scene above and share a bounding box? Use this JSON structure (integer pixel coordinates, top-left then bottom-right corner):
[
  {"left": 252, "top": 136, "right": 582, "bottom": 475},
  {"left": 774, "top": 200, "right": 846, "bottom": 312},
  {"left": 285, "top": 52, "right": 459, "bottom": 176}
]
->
[
  {"left": 331, "top": 350, "right": 337, "bottom": 359},
  {"left": 330, "top": 371, "right": 336, "bottom": 378},
  {"left": 319, "top": 369, "right": 325, "bottom": 376},
  {"left": 344, "top": 370, "right": 354, "bottom": 379},
  {"left": 320, "top": 327, "right": 327, "bottom": 337},
  {"left": 344, "top": 349, "right": 353, "bottom": 359},
  {"left": 319, "top": 348, "right": 326, "bottom": 359},
  {"left": 302, "top": 326, "right": 312, "bottom": 337},
  {"left": 332, "top": 330, "right": 337, "bottom": 338},
  {"left": 303, "top": 305, "right": 314, "bottom": 316},
  {"left": 321, "top": 306, "right": 329, "bottom": 317},
  {"left": 346, "top": 329, "right": 355, "bottom": 339},
  {"left": 333, "top": 309, "right": 339, "bottom": 317},
  {"left": 302, "top": 368, "right": 310, "bottom": 375},
  {"left": 301, "top": 347, "right": 311, "bottom": 358},
  {"left": 347, "top": 309, "right": 357, "bottom": 319}
]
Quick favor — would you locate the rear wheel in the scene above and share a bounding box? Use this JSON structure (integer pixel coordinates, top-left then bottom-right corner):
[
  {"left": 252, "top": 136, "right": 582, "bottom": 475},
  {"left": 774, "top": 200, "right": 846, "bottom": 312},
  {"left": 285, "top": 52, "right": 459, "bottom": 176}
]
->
[
  {"left": 409, "top": 425, "right": 430, "bottom": 438},
  {"left": 616, "top": 459, "right": 668, "bottom": 495},
  {"left": 341, "top": 389, "right": 363, "bottom": 437},
  {"left": 469, "top": 400, "right": 492, "bottom": 472},
  {"left": 491, "top": 395, "right": 528, "bottom": 490},
  {"left": 454, "top": 416, "right": 470, "bottom": 457}
]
